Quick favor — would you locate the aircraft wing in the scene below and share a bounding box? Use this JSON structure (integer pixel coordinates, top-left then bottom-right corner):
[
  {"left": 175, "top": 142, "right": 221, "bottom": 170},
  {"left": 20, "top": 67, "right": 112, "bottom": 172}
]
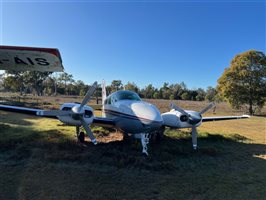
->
[
  {"left": 92, "top": 117, "right": 116, "bottom": 128},
  {"left": 0, "top": 45, "right": 64, "bottom": 72},
  {"left": 0, "top": 104, "right": 57, "bottom": 119},
  {"left": 202, "top": 115, "right": 250, "bottom": 122},
  {"left": 0, "top": 104, "right": 117, "bottom": 126}
]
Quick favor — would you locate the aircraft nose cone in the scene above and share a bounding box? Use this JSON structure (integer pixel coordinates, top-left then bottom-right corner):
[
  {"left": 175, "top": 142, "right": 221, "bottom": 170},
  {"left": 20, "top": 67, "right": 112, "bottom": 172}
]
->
[{"left": 131, "top": 102, "right": 162, "bottom": 124}]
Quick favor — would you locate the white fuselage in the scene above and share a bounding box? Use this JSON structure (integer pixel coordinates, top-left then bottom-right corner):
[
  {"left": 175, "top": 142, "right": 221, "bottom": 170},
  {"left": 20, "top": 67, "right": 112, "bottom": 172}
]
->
[{"left": 102, "top": 91, "right": 163, "bottom": 134}]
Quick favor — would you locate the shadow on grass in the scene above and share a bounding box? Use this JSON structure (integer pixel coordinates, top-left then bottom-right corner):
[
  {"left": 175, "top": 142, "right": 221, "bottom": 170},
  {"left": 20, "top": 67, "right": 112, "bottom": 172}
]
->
[
  {"left": 1, "top": 126, "right": 266, "bottom": 200},
  {"left": 0, "top": 112, "right": 36, "bottom": 126},
  {"left": 1, "top": 125, "right": 265, "bottom": 173}
]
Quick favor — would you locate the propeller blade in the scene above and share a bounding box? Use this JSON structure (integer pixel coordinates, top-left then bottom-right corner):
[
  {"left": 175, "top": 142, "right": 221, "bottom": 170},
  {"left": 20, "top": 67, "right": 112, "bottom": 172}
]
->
[
  {"left": 80, "top": 81, "right": 98, "bottom": 109},
  {"left": 199, "top": 102, "right": 215, "bottom": 115},
  {"left": 37, "top": 110, "right": 71, "bottom": 116},
  {"left": 80, "top": 118, "right": 97, "bottom": 145},
  {"left": 170, "top": 103, "right": 189, "bottom": 116},
  {"left": 191, "top": 126, "right": 198, "bottom": 150}
]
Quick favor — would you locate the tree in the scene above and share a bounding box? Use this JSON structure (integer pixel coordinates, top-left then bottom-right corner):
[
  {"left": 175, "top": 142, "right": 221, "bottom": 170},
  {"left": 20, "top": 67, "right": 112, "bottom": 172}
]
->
[
  {"left": 58, "top": 72, "right": 74, "bottom": 95},
  {"left": 43, "top": 77, "right": 55, "bottom": 95},
  {"left": 195, "top": 88, "right": 206, "bottom": 101},
  {"left": 181, "top": 92, "right": 189, "bottom": 100},
  {"left": 142, "top": 84, "right": 155, "bottom": 99},
  {"left": 217, "top": 50, "right": 266, "bottom": 115},
  {"left": 0, "top": 73, "right": 4, "bottom": 91},
  {"left": 111, "top": 80, "right": 123, "bottom": 92},
  {"left": 168, "top": 82, "right": 187, "bottom": 100},
  {"left": 205, "top": 86, "right": 217, "bottom": 102},
  {"left": 153, "top": 91, "right": 160, "bottom": 99},
  {"left": 75, "top": 80, "right": 88, "bottom": 96},
  {"left": 3, "top": 71, "right": 25, "bottom": 94},
  {"left": 124, "top": 82, "right": 139, "bottom": 93},
  {"left": 23, "top": 71, "right": 52, "bottom": 96},
  {"left": 161, "top": 82, "right": 171, "bottom": 99}
]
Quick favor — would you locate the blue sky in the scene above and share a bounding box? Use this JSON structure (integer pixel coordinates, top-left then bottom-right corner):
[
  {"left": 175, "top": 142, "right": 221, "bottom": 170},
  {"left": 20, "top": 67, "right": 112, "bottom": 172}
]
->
[{"left": 0, "top": 0, "right": 265, "bottom": 89}]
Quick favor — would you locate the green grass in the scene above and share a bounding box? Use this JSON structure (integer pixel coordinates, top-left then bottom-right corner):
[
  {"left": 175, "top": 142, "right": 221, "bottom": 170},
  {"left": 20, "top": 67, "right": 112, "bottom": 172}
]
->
[{"left": 0, "top": 97, "right": 266, "bottom": 200}]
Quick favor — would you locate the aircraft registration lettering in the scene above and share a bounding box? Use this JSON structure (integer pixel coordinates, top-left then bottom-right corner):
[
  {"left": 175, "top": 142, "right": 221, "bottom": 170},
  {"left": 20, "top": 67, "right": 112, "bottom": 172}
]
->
[
  {"left": 7, "top": 57, "right": 50, "bottom": 66},
  {"left": 0, "top": 46, "right": 64, "bottom": 72}
]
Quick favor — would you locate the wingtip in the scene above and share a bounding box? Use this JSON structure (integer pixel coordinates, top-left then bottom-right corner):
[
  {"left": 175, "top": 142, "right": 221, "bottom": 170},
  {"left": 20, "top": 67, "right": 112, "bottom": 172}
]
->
[{"left": 242, "top": 115, "right": 250, "bottom": 118}]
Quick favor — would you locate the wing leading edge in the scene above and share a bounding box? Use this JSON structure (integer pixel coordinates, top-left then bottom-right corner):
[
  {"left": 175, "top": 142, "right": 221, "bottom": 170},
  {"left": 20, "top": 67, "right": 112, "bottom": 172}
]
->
[
  {"left": 202, "top": 115, "right": 250, "bottom": 122},
  {"left": 0, "top": 104, "right": 57, "bottom": 119}
]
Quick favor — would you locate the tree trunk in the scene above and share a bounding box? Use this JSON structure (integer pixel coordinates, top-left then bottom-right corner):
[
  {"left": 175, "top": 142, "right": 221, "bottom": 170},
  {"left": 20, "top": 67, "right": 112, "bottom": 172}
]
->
[
  {"left": 249, "top": 99, "right": 253, "bottom": 115},
  {"left": 19, "top": 87, "right": 23, "bottom": 96},
  {"left": 64, "top": 80, "right": 67, "bottom": 95},
  {"left": 54, "top": 81, "right": 57, "bottom": 95}
]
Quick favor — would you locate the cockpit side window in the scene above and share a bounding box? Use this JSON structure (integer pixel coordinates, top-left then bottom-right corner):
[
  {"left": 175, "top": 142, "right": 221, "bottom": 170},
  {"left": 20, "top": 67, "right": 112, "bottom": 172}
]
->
[
  {"left": 107, "top": 97, "right": 111, "bottom": 104},
  {"left": 104, "top": 96, "right": 116, "bottom": 105}
]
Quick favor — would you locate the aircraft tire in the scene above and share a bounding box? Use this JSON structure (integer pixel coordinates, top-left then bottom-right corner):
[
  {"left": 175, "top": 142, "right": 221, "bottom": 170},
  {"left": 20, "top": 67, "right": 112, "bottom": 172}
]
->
[
  {"left": 78, "top": 132, "right": 85, "bottom": 143},
  {"left": 149, "top": 129, "right": 164, "bottom": 144},
  {"left": 122, "top": 132, "right": 131, "bottom": 143},
  {"left": 155, "top": 126, "right": 165, "bottom": 143}
]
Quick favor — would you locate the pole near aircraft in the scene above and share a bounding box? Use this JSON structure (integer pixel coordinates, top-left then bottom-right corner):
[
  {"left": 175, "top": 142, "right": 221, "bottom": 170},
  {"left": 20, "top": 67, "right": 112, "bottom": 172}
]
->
[{"left": 0, "top": 45, "right": 64, "bottom": 72}]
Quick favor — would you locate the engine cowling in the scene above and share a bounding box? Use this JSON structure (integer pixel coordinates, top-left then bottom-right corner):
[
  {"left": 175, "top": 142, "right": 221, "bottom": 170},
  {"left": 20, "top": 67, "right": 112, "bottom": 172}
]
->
[
  {"left": 161, "top": 110, "right": 188, "bottom": 128},
  {"left": 57, "top": 103, "right": 94, "bottom": 126}
]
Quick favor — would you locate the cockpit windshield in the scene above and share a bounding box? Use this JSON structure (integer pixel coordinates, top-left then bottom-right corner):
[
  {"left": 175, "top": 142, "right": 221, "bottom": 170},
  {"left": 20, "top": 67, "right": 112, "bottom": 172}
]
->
[{"left": 116, "top": 90, "right": 141, "bottom": 101}]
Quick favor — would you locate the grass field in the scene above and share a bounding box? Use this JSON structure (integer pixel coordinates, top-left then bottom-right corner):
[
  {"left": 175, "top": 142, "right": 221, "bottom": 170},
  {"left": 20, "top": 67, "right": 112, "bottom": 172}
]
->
[{"left": 0, "top": 96, "right": 265, "bottom": 200}]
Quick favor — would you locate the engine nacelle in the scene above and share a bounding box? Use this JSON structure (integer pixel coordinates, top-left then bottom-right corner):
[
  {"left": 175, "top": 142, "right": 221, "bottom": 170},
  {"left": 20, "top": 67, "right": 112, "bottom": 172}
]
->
[
  {"left": 161, "top": 110, "right": 187, "bottom": 128},
  {"left": 57, "top": 103, "right": 94, "bottom": 126},
  {"left": 162, "top": 109, "right": 203, "bottom": 128}
]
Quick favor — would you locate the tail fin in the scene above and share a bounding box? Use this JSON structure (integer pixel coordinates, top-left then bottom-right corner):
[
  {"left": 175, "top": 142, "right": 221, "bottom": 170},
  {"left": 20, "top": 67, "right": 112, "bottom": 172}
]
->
[
  {"left": 102, "top": 80, "right": 107, "bottom": 117},
  {"left": 102, "top": 80, "right": 107, "bottom": 106}
]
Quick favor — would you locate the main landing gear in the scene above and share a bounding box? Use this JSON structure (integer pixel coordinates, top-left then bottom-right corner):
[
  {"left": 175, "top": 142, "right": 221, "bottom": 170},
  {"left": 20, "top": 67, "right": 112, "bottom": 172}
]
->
[{"left": 76, "top": 126, "right": 85, "bottom": 143}]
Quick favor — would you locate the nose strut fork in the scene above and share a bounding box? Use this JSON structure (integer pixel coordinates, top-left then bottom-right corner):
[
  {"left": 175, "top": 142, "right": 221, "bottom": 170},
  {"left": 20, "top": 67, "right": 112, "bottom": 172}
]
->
[{"left": 140, "top": 133, "right": 150, "bottom": 156}]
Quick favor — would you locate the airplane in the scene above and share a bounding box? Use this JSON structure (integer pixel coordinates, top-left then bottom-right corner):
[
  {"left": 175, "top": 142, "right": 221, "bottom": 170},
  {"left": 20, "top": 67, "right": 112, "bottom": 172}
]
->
[{"left": 0, "top": 81, "right": 250, "bottom": 155}]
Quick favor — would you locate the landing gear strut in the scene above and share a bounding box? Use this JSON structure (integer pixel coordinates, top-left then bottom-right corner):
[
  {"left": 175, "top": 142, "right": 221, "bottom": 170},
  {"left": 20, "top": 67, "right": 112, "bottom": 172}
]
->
[
  {"left": 140, "top": 133, "right": 150, "bottom": 156},
  {"left": 76, "top": 126, "right": 85, "bottom": 143}
]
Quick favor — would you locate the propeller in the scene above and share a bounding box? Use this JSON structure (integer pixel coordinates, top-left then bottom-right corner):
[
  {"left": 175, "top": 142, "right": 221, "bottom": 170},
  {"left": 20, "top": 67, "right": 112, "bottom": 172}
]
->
[
  {"left": 37, "top": 81, "right": 98, "bottom": 145},
  {"left": 170, "top": 102, "right": 215, "bottom": 150}
]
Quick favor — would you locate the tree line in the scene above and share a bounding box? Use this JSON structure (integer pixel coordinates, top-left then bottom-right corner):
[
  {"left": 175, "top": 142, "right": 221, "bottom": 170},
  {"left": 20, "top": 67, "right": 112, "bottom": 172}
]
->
[{"left": 0, "top": 71, "right": 218, "bottom": 102}]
